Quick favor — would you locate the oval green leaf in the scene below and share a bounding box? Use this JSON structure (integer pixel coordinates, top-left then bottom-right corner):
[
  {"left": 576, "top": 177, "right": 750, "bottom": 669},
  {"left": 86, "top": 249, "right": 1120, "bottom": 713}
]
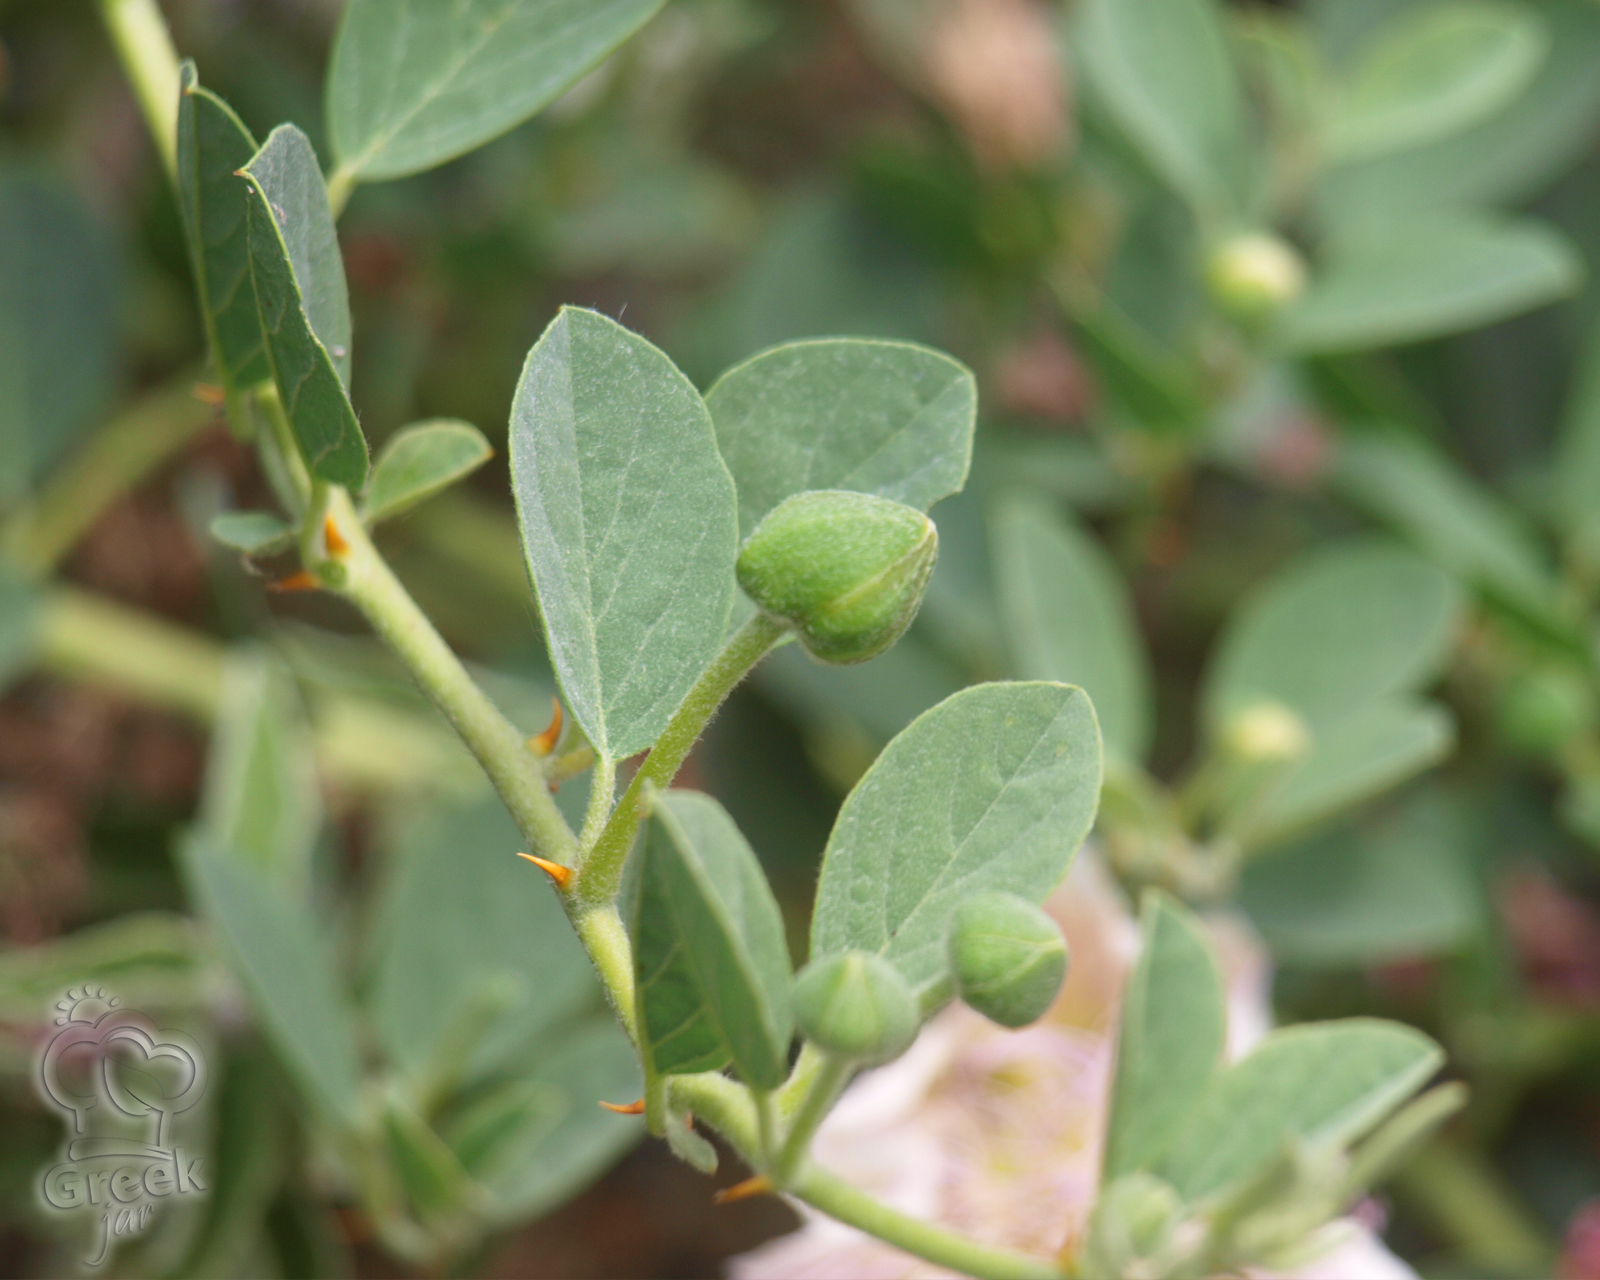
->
[
  {"left": 705, "top": 337, "right": 976, "bottom": 540},
  {"left": 509, "top": 307, "right": 737, "bottom": 761},
  {"left": 209, "top": 511, "right": 293, "bottom": 555},
  {"left": 327, "top": 0, "right": 665, "bottom": 183},
  {"left": 810, "top": 681, "right": 1103, "bottom": 1002},
  {"left": 631, "top": 790, "right": 794, "bottom": 1089},
  {"left": 363, "top": 419, "right": 493, "bottom": 524}
]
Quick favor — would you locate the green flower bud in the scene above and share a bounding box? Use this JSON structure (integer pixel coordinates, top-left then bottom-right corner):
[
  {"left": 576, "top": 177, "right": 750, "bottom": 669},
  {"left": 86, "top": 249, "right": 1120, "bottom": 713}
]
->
[
  {"left": 1222, "top": 699, "right": 1310, "bottom": 763},
  {"left": 948, "top": 892, "right": 1068, "bottom": 1028},
  {"left": 793, "top": 950, "right": 919, "bottom": 1065},
  {"left": 1498, "top": 667, "right": 1594, "bottom": 755},
  {"left": 1205, "top": 232, "right": 1306, "bottom": 320},
  {"left": 1080, "top": 1173, "right": 1191, "bottom": 1280},
  {"left": 737, "top": 491, "right": 937, "bottom": 664}
]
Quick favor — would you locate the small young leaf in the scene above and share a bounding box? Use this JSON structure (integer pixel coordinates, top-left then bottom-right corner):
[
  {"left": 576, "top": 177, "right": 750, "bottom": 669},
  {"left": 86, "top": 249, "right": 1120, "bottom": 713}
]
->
[
  {"left": 509, "top": 307, "right": 737, "bottom": 762},
  {"left": 1324, "top": 1, "right": 1548, "bottom": 162},
  {"left": 178, "top": 837, "right": 362, "bottom": 1126},
  {"left": 241, "top": 127, "right": 367, "bottom": 488},
  {"left": 326, "top": 0, "right": 665, "bottom": 183},
  {"left": 704, "top": 337, "right": 976, "bottom": 540},
  {"left": 363, "top": 419, "right": 493, "bottom": 524},
  {"left": 810, "top": 681, "right": 1102, "bottom": 1002},
  {"left": 991, "top": 498, "right": 1153, "bottom": 766},
  {"left": 197, "top": 648, "right": 321, "bottom": 901},
  {"left": 1074, "top": 0, "right": 1247, "bottom": 215},
  {"left": 632, "top": 790, "right": 793, "bottom": 1089},
  {"left": 1281, "top": 212, "right": 1581, "bottom": 353},
  {"left": 1103, "top": 892, "right": 1226, "bottom": 1181},
  {"left": 176, "top": 64, "right": 268, "bottom": 414},
  {"left": 0, "top": 172, "right": 118, "bottom": 503},
  {"left": 1159, "top": 1019, "right": 1444, "bottom": 1202},
  {"left": 209, "top": 511, "right": 293, "bottom": 555},
  {"left": 1202, "top": 540, "right": 1462, "bottom": 739}
]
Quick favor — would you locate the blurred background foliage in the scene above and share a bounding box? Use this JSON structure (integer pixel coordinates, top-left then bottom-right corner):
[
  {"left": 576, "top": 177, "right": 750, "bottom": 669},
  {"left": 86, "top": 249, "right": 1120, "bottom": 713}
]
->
[{"left": 4, "top": 0, "right": 1600, "bottom": 1275}]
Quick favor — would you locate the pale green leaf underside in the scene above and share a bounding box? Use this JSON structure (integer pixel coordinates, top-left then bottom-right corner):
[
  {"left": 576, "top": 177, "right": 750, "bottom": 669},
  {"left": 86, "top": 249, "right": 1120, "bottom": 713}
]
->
[
  {"left": 1103, "top": 893, "right": 1225, "bottom": 1180},
  {"left": 992, "top": 498, "right": 1153, "bottom": 765},
  {"left": 509, "top": 307, "right": 737, "bottom": 761},
  {"left": 176, "top": 64, "right": 268, "bottom": 401},
  {"left": 1160, "top": 1019, "right": 1443, "bottom": 1202},
  {"left": 705, "top": 337, "right": 976, "bottom": 540},
  {"left": 1325, "top": 1, "right": 1548, "bottom": 161},
  {"left": 810, "top": 681, "right": 1103, "bottom": 1000},
  {"left": 1281, "top": 213, "right": 1581, "bottom": 353},
  {"left": 210, "top": 511, "right": 293, "bottom": 554},
  {"left": 633, "top": 791, "right": 793, "bottom": 1089},
  {"left": 364, "top": 419, "right": 493, "bottom": 524},
  {"left": 327, "top": 0, "right": 664, "bottom": 182},
  {"left": 179, "top": 837, "right": 362, "bottom": 1125},
  {"left": 241, "top": 128, "right": 368, "bottom": 489},
  {"left": 1203, "top": 540, "right": 1462, "bottom": 736}
]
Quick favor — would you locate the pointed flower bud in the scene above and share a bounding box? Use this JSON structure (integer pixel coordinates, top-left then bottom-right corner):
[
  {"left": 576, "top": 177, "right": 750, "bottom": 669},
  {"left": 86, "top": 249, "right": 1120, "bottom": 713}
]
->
[
  {"left": 948, "top": 892, "right": 1068, "bottom": 1028},
  {"left": 792, "top": 950, "right": 919, "bottom": 1066},
  {"left": 737, "top": 491, "right": 937, "bottom": 664}
]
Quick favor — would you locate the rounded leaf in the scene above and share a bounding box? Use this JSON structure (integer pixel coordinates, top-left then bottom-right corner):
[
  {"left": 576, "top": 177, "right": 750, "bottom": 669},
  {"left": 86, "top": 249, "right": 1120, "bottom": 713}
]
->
[
  {"left": 948, "top": 892, "right": 1068, "bottom": 1028},
  {"left": 793, "top": 951, "right": 918, "bottom": 1066}
]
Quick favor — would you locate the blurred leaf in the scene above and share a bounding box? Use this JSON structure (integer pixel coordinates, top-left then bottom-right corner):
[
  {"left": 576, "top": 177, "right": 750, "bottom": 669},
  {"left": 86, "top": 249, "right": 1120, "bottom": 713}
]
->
[
  {"left": 509, "top": 307, "right": 737, "bottom": 761},
  {"left": 179, "top": 837, "right": 362, "bottom": 1126},
  {"left": 209, "top": 511, "right": 293, "bottom": 554},
  {"left": 1065, "top": 299, "right": 1206, "bottom": 432},
  {"left": 0, "top": 564, "right": 40, "bottom": 692},
  {"left": 1553, "top": 311, "right": 1600, "bottom": 551},
  {"left": 383, "top": 1095, "right": 482, "bottom": 1225},
  {"left": 1160, "top": 1020, "right": 1444, "bottom": 1202},
  {"left": 1323, "top": 1, "right": 1548, "bottom": 162},
  {"left": 362, "top": 419, "right": 493, "bottom": 525},
  {"left": 992, "top": 498, "right": 1153, "bottom": 765},
  {"left": 0, "top": 171, "right": 118, "bottom": 504},
  {"left": 197, "top": 647, "right": 321, "bottom": 900},
  {"left": 810, "top": 682, "right": 1102, "bottom": 1003},
  {"left": 176, "top": 65, "right": 269, "bottom": 418},
  {"left": 1104, "top": 893, "right": 1225, "bottom": 1180},
  {"left": 1246, "top": 698, "right": 1455, "bottom": 846},
  {"left": 1241, "top": 790, "right": 1482, "bottom": 966},
  {"left": 326, "top": 0, "right": 664, "bottom": 183},
  {"left": 1203, "top": 540, "right": 1463, "bottom": 738},
  {"left": 0, "top": 912, "right": 206, "bottom": 1023},
  {"left": 1318, "top": 0, "right": 1600, "bottom": 223},
  {"left": 705, "top": 337, "right": 976, "bottom": 540},
  {"left": 632, "top": 790, "right": 793, "bottom": 1089},
  {"left": 1282, "top": 212, "right": 1581, "bottom": 353},
  {"left": 440, "top": 1078, "right": 564, "bottom": 1183},
  {"left": 242, "top": 127, "right": 367, "bottom": 488},
  {"left": 369, "top": 796, "right": 597, "bottom": 1088},
  {"left": 1075, "top": 0, "right": 1247, "bottom": 215},
  {"left": 1334, "top": 432, "right": 1571, "bottom": 638}
]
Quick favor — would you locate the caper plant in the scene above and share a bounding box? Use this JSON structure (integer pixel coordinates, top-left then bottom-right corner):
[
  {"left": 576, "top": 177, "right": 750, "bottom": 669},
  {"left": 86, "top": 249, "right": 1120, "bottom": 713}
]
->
[{"left": 65, "top": 2, "right": 1466, "bottom": 1277}]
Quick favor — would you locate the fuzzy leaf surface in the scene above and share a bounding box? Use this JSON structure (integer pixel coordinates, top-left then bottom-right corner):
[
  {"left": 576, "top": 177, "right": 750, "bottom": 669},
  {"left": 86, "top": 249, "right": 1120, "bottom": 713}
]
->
[{"left": 364, "top": 419, "right": 493, "bottom": 523}]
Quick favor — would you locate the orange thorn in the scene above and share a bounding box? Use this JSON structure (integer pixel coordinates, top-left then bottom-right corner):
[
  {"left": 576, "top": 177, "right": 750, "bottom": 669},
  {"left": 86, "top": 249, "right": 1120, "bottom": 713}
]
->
[
  {"left": 192, "top": 382, "right": 226, "bottom": 406},
  {"left": 527, "top": 698, "right": 563, "bottom": 756},
  {"left": 713, "top": 1175, "right": 774, "bottom": 1205},
  {"left": 517, "top": 852, "right": 572, "bottom": 891},
  {"left": 599, "top": 1098, "right": 646, "bottom": 1115},
  {"left": 323, "top": 514, "right": 350, "bottom": 557},
  {"left": 267, "top": 570, "right": 321, "bottom": 593}
]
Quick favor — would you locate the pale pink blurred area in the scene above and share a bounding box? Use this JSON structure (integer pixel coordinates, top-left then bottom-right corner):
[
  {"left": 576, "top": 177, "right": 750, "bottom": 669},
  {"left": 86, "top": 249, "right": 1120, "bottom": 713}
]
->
[{"left": 731, "top": 853, "right": 1416, "bottom": 1280}]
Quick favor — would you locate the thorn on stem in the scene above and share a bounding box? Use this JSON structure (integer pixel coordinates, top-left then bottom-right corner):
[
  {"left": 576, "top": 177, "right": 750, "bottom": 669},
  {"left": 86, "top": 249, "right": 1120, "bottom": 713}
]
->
[
  {"left": 599, "top": 1098, "right": 646, "bottom": 1115},
  {"left": 517, "top": 852, "right": 572, "bottom": 891},
  {"left": 267, "top": 570, "right": 321, "bottom": 593},
  {"left": 713, "top": 1175, "right": 774, "bottom": 1205},
  {"left": 324, "top": 514, "right": 350, "bottom": 557},
  {"left": 527, "top": 698, "right": 563, "bottom": 756}
]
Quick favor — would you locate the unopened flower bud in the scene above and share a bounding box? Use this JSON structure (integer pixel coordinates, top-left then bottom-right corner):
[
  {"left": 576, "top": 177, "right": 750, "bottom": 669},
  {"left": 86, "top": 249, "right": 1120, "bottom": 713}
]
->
[
  {"left": 737, "top": 491, "right": 937, "bottom": 664},
  {"left": 793, "top": 950, "right": 918, "bottom": 1065},
  {"left": 948, "top": 892, "right": 1068, "bottom": 1028},
  {"left": 1223, "top": 700, "right": 1310, "bottom": 763},
  {"left": 1499, "top": 667, "right": 1594, "bottom": 755},
  {"left": 1206, "top": 232, "right": 1306, "bottom": 319},
  {"left": 1081, "top": 1173, "right": 1193, "bottom": 1280}
]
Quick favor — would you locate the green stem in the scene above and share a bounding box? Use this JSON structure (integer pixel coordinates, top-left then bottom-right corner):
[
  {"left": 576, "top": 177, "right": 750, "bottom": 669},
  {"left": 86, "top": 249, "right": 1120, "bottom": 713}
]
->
[
  {"left": 579, "top": 755, "right": 617, "bottom": 853},
  {"left": 577, "top": 611, "right": 787, "bottom": 903},
  {"left": 792, "top": 1167, "right": 1068, "bottom": 1280},
  {"left": 257, "top": 383, "right": 313, "bottom": 514},
  {"left": 326, "top": 165, "right": 358, "bottom": 221},
  {"left": 98, "top": 0, "right": 182, "bottom": 182},
  {"left": 326, "top": 491, "right": 577, "bottom": 869},
  {"left": 570, "top": 901, "right": 638, "bottom": 1046},
  {"left": 772, "top": 1053, "right": 849, "bottom": 1185},
  {"left": 2, "top": 375, "right": 214, "bottom": 577}
]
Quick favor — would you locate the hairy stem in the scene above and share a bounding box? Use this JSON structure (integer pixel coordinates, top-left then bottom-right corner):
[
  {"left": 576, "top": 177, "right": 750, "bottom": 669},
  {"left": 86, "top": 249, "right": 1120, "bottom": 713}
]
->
[
  {"left": 99, "top": 0, "right": 182, "bottom": 181},
  {"left": 772, "top": 1053, "right": 849, "bottom": 1185},
  {"left": 578, "top": 611, "right": 787, "bottom": 903},
  {"left": 326, "top": 165, "right": 357, "bottom": 221}
]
